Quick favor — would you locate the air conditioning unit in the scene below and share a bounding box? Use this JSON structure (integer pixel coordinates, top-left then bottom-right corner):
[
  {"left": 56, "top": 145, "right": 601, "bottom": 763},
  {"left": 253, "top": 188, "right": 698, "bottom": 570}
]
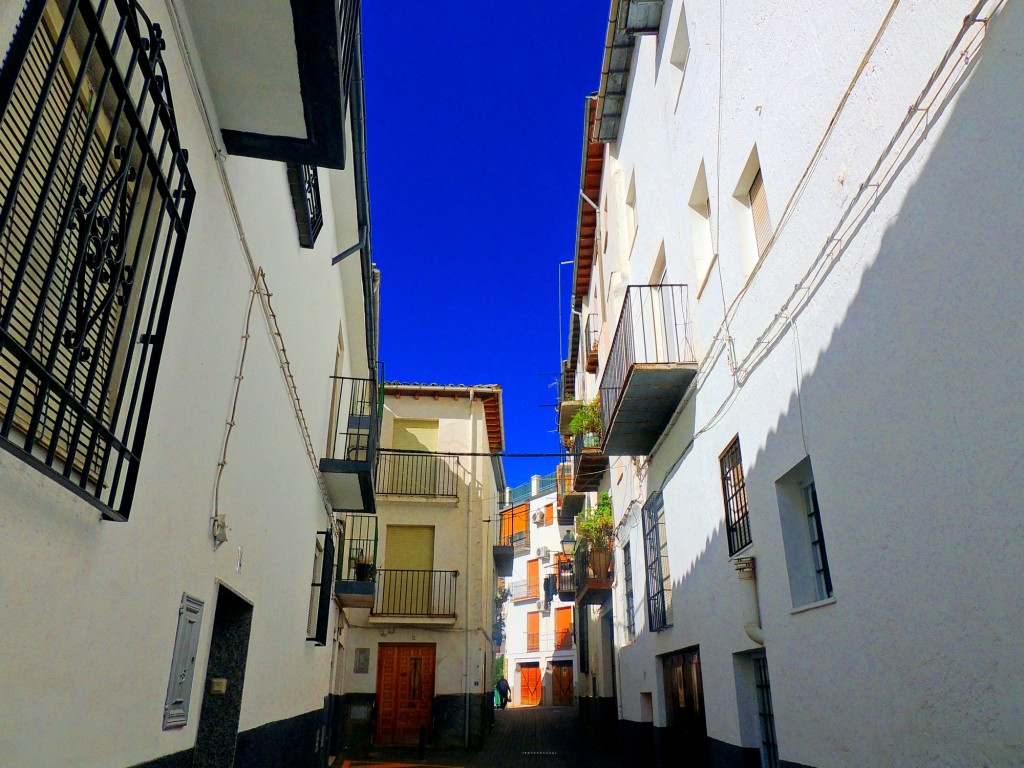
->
[
  {"left": 537, "top": 546, "right": 551, "bottom": 560},
  {"left": 536, "top": 596, "right": 548, "bottom": 611},
  {"left": 531, "top": 510, "right": 545, "bottom": 524}
]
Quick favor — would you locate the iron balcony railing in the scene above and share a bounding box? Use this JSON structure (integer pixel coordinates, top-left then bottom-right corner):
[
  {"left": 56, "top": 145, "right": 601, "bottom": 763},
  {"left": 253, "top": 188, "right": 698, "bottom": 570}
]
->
[
  {"left": 584, "top": 313, "right": 599, "bottom": 370},
  {"left": 574, "top": 539, "right": 613, "bottom": 593},
  {"left": 337, "top": 513, "right": 377, "bottom": 581},
  {"left": 526, "top": 631, "right": 540, "bottom": 653},
  {"left": 328, "top": 375, "right": 378, "bottom": 465},
  {"left": 372, "top": 569, "right": 458, "bottom": 617},
  {"left": 599, "top": 285, "right": 696, "bottom": 435},
  {"left": 493, "top": 505, "right": 530, "bottom": 550},
  {"left": 509, "top": 579, "right": 540, "bottom": 601},
  {"left": 375, "top": 450, "right": 459, "bottom": 497},
  {"left": 560, "top": 360, "right": 577, "bottom": 402},
  {"left": 572, "top": 430, "right": 602, "bottom": 470},
  {"left": 556, "top": 558, "right": 575, "bottom": 593}
]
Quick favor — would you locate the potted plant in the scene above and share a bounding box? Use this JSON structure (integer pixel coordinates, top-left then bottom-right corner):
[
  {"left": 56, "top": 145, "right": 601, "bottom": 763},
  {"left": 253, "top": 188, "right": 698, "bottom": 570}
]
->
[
  {"left": 353, "top": 553, "right": 374, "bottom": 581},
  {"left": 576, "top": 492, "right": 614, "bottom": 577},
  {"left": 567, "top": 395, "right": 601, "bottom": 441}
]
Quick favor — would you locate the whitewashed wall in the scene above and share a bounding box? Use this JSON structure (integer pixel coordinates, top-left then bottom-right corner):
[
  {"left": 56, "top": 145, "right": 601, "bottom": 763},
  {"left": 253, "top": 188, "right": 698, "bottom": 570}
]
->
[
  {"left": 0, "top": 0, "right": 364, "bottom": 764},
  {"left": 591, "top": 0, "right": 1024, "bottom": 765}
]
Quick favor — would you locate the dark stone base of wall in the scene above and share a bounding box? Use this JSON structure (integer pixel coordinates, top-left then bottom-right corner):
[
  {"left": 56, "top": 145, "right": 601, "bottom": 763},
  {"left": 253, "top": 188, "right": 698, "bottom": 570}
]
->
[
  {"left": 235, "top": 707, "right": 325, "bottom": 768},
  {"left": 578, "top": 696, "right": 618, "bottom": 751},
  {"left": 614, "top": 720, "right": 763, "bottom": 768},
  {"left": 433, "top": 693, "right": 490, "bottom": 748},
  {"left": 129, "top": 749, "right": 194, "bottom": 768},
  {"left": 129, "top": 707, "right": 327, "bottom": 768},
  {"left": 329, "top": 692, "right": 376, "bottom": 754}
]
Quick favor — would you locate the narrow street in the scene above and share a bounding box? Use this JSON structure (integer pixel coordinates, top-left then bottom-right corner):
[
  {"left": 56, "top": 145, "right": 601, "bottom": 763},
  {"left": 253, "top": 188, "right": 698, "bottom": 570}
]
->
[{"left": 335, "top": 706, "right": 622, "bottom": 768}]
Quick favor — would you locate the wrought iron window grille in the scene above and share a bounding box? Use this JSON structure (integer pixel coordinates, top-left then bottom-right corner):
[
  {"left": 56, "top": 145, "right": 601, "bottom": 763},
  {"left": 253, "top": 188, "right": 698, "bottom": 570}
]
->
[
  {"left": 0, "top": 0, "right": 195, "bottom": 520},
  {"left": 642, "top": 490, "right": 671, "bottom": 631},
  {"left": 720, "top": 437, "right": 752, "bottom": 555},
  {"left": 286, "top": 163, "right": 323, "bottom": 249}
]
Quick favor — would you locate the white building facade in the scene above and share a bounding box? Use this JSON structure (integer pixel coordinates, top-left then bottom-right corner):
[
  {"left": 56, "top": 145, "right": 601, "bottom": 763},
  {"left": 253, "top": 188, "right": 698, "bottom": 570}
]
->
[
  {"left": 560, "top": 1, "right": 1024, "bottom": 766},
  {"left": 497, "top": 471, "right": 577, "bottom": 708},
  {"left": 0, "top": 1, "right": 378, "bottom": 767}
]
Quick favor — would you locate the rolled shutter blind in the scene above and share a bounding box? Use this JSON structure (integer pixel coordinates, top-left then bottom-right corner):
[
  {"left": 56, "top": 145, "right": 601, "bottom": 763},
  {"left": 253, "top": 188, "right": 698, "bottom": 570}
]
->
[{"left": 749, "top": 169, "right": 771, "bottom": 255}]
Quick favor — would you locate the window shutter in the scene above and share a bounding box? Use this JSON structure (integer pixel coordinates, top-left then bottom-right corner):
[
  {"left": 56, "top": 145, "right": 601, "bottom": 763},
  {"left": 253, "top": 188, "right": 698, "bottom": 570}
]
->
[
  {"left": 163, "top": 593, "right": 204, "bottom": 729},
  {"left": 749, "top": 169, "right": 771, "bottom": 255},
  {"left": 312, "top": 530, "right": 334, "bottom": 646}
]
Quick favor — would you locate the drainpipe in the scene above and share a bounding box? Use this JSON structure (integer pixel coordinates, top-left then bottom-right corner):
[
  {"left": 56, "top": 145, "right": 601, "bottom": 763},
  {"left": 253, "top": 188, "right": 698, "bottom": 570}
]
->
[
  {"left": 464, "top": 389, "right": 476, "bottom": 748},
  {"left": 733, "top": 557, "right": 764, "bottom": 645}
]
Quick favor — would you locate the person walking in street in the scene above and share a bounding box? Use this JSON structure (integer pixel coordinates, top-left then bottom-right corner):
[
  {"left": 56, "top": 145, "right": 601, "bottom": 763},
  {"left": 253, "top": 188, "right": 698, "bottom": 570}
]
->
[{"left": 496, "top": 676, "right": 510, "bottom": 709}]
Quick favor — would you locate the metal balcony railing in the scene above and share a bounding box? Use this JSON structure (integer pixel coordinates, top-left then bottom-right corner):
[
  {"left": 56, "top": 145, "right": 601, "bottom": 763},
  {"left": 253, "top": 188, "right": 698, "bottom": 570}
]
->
[
  {"left": 372, "top": 569, "right": 458, "bottom": 617},
  {"left": 584, "top": 313, "right": 600, "bottom": 372},
  {"left": 375, "top": 451, "right": 459, "bottom": 497},
  {"left": 328, "top": 376, "right": 378, "bottom": 464},
  {"left": 509, "top": 579, "right": 540, "bottom": 601},
  {"left": 494, "top": 506, "right": 531, "bottom": 550},
  {"left": 560, "top": 361, "right": 577, "bottom": 402},
  {"left": 556, "top": 559, "right": 575, "bottom": 593},
  {"left": 337, "top": 513, "right": 377, "bottom": 581},
  {"left": 574, "top": 540, "right": 614, "bottom": 593},
  {"left": 527, "top": 631, "right": 540, "bottom": 653},
  {"left": 599, "top": 285, "right": 696, "bottom": 434},
  {"left": 572, "top": 430, "right": 604, "bottom": 484},
  {"left": 555, "top": 625, "right": 574, "bottom": 651}
]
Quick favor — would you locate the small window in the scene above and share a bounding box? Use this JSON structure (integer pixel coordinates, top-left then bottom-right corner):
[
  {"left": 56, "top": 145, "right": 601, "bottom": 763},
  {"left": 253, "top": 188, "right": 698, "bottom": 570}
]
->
[
  {"left": 622, "top": 542, "right": 636, "bottom": 640},
  {"left": 163, "top": 593, "right": 204, "bottom": 729},
  {"left": 642, "top": 490, "right": 672, "bottom": 631},
  {"left": 748, "top": 169, "right": 772, "bottom": 256},
  {"left": 286, "top": 163, "right": 323, "bottom": 249},
  {"left": 720, "top": 437, "right": 752, "bottom": 555},
  {"left": 754, "top": 655, "right": 780, "bottom": 768},
  {"left": 688, "top": 161, "right": 715, "bottom": 298},
  {"left": 776, "top": 458, "right": 833, "bottom": 606}
]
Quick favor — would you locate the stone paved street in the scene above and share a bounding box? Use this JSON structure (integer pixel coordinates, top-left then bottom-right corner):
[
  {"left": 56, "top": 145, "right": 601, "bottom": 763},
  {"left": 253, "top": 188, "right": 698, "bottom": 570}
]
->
[{"left": 333, "top": 706, "right": 622, "bottom": 768}]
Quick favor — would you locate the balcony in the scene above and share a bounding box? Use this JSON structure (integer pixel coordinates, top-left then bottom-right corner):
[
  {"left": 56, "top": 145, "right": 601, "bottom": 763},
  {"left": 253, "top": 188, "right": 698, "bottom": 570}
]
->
[
  {"left": 556, "top": 555, "right": 576, "bottom": 600},
  {"left": 334, "top": 513, "right": 377, "bottom": 608},
  {"left": 375, "top": 451, "right": 459, "bottom": 497},
  {"left": 574, "top": 541, "right": 613, "bottom": 606},
  {"left": 599, "top": 285, "right": 697, "bottom": 456},
  {"left": 527, "top": 631, "right": 540, "bottom": 653},
  {"left": 572, "top": 432, "right": 608, "bottom": 492},
  {"left": 491, "top": 505, "right": 527, "bottom": 577},
  {"left": 509, "top": 579, "right": 540, "bottom": 602},
  {"left": 320, "top": 376, "right": 378, "bottom": 513},
  {"left": 557, "top": 464, "right": 584, "bottom": 522},
  {"left": 558, "top": 361, "right": 581, "bottom": 435},
  {"left": 584, "top": 314, "right": 600, "bottom": 373},
  {"left": 369, "top": 569, "right": 458, "bottom": 623}
]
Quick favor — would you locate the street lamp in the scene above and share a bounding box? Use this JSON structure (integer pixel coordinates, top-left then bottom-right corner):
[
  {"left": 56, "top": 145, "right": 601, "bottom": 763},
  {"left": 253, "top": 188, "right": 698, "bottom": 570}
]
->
[{"left": 560, "top": 529, "right": 576, "bottom": 555}]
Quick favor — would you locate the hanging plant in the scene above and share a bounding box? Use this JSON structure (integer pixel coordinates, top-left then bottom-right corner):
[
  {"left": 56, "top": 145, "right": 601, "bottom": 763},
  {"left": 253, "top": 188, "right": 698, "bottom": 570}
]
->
[
  {"left": 576, "top": 492, "right": 614, "bottom": 550},
  {"left": 568, "top": 395, "right": 601, "bottom": 436}
]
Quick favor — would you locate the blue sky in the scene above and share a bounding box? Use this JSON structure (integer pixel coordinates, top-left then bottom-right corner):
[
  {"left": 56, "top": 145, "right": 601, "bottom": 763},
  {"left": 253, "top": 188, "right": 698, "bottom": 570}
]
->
[{"left": 362, "top": 5, "right": 607, "bottom": 486}]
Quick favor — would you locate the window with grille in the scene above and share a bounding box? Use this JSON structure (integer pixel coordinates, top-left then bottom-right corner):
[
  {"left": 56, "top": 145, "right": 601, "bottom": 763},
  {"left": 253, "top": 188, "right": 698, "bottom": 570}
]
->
[
  {"left": 720, "top": 437, "right": 752, "bottom": 555},
  {"left": 306, "top": 530, "right": 334, "bottom": 645},
  {"left": 642, "top": 490, "right": 672, "bottom": 631},
  {"left": 0, "top": 0, "right": 194, "bottom": 520},
  {"left": 285, "top": 163, "right": 322, "bottom": 249},
  {"left": 776, "top": 457, "right": 833, "bottom": 606},
  {"left": 622, "top": 541, "right": 635, "bottom": 640},
  {"left": 754, "top": 655, "right": 779, "bottom": 768}
]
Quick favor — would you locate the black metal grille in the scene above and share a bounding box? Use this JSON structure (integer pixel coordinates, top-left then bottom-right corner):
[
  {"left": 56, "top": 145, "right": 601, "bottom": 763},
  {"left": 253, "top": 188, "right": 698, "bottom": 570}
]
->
[
  {"left": 622, "top": 542, "right": 635, "bottom": 639},
  {"left": 556, "top": 555, "right": 575, "bottom": 594},
  {"left": 642, "top": 490, "right": 671, "bottom": 631},
  {"left": 599, "top": 284, "right": 695, "bottom": 434},
  {"left": 328, "top": 375, "right": 377, "bottom": 464},
  {"left": 337, "top": 512, "right": 377, "bottom": 581},
  {"left": 375, "top": 450, "right": 459, "bottom": 497},
  {"left": 372, "top": 568, "right": 457, "bottom": 617},
  {"left": 577, "top": 609, "right": 589, "bottom": 673},
  {"left": 286, "top": 163, "right": 323, "bottom": 249},
  {"left": 803, "top": 481, "right": 833, "bottom": 599},
  {"left": 721, "top": 437, "right": 752, "bottom": 554},
  {"left": 754, "top": 656, "right": 779, "bottom": 768},
  {"left": 573, "top": 539, "right": 612, "bottom": 592},
  {"left": 0, "top": 0, "right": 195, "bottom": 520}
]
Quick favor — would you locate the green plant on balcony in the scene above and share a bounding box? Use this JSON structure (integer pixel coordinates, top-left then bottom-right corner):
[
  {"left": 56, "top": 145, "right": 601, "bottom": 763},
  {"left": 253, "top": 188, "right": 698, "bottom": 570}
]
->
[
  {"left": 576, "top": 492, "right": 614, "bottom": 550},
  {"left": 353, "top": 553, "right": 375, "bottom": 581},
  {"left": 567, "top": 395, "right": 601, "bottom": 436}
]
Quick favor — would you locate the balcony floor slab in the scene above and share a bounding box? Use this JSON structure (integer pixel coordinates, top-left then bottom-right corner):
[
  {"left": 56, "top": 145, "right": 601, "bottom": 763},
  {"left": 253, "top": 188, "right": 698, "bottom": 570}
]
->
[{"left": 603, "top": 363, "right": 697, "bottom": 456}]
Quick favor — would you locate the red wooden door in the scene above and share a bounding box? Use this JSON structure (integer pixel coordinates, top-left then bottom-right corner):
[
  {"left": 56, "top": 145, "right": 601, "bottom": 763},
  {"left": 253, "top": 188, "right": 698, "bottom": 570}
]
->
[
  {"left": 520, "top": 663, "right": 541, "bottom": 706},
  {"left": 552, "top": 662, "right": 574, "bottom": 705},
  {"left": 375, "top": 644, "right": 436, "bottom": 744}
]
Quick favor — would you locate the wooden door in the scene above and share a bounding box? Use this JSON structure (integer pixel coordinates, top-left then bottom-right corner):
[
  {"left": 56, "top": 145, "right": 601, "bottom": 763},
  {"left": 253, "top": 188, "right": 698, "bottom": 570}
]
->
[
  {"left": 520, "top": 663, "right": 541, "bottom": 706},
  {"left": 554, "top": 606, "right": 573, "bottom": 650},
  {"left": 664, "top": 647, "right": 709, "bottom": 765},
  {"left": 552, "top": 662, "right": 574, "bottom": 706},
  {"left": 375, "top": 644, "right": 436, "bottom": 745}
]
